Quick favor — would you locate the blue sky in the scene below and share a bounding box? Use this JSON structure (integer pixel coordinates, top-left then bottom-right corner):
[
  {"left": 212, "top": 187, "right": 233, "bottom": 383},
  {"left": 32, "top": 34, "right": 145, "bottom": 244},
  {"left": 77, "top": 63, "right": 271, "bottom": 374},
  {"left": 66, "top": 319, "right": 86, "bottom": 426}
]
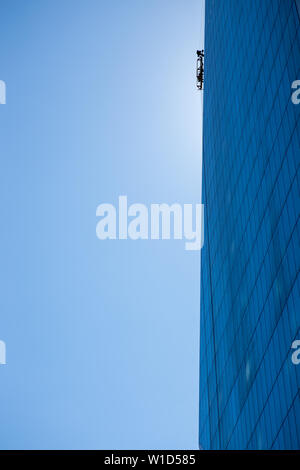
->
[{"left": 0, "top": 0, "right": 204, "bottom": 449}]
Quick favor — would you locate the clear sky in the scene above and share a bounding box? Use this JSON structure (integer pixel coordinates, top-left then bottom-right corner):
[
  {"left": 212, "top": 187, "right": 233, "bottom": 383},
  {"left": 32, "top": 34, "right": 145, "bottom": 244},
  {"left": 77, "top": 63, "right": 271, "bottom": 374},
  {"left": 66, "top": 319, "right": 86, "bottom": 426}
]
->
[{"left": 0, "top": 0, "right": 204, "bottom": 449}]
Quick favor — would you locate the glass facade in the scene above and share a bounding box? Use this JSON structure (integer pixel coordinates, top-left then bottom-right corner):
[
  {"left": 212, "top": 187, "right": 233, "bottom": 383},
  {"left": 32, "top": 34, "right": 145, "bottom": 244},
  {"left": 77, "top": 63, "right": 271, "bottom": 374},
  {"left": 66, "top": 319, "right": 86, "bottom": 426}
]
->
[{"left": 200, "top": 0, "right": 300, "bottom": 450}]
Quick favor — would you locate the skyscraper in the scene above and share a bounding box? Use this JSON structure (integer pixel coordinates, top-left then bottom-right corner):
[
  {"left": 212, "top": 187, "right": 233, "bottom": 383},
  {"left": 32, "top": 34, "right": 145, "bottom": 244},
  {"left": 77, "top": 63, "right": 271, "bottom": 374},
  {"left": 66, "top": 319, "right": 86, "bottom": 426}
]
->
[{"left": 200, "top": 0, "right": 300, "bottom": 449}]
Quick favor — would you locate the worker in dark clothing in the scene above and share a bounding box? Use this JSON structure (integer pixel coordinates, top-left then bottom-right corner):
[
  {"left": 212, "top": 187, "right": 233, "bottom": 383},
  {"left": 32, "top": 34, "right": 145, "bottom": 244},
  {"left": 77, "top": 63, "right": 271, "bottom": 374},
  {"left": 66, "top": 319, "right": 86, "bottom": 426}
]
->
[{"left": 196, "top": 50, "right": 204, "bottom": 90}]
